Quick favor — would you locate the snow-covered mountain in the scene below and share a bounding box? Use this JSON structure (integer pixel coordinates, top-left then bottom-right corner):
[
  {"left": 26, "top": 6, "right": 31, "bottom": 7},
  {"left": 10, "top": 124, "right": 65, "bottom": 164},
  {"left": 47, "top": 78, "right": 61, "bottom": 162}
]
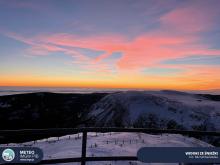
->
[
  {"left": 0, "top": 90, "right": 219, "bottom": 164},
  {"left": 0, "top": 91, "right": 219, "bottom": 145},
  {"left": 88, "top": 90, "right": 220, "bottom": 132},
  {"left": 1, "top": 132, "right": 213, "bottom": 165}
]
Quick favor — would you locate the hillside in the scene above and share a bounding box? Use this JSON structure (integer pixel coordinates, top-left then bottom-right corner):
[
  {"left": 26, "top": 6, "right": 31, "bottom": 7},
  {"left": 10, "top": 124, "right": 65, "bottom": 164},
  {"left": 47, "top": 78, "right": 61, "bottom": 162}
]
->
[
  {"left": 0, "top": 92, "right": 107, "bottom": 130},
  {"left": 0, "top": 91, "right": 219, "bottom": 144},
  {"left": 88, "top": 91, "right": 220, "bottom": 131}
]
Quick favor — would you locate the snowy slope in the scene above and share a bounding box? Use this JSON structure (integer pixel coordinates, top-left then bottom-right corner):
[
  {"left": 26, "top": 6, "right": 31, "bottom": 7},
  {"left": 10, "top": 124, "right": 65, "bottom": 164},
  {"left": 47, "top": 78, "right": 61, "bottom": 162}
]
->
[
  {"left": 88, "top": 91, "right": 220, "bottom": 131},
  {"left": 1, "top": 132, "right": 213, "bottom": 165}
]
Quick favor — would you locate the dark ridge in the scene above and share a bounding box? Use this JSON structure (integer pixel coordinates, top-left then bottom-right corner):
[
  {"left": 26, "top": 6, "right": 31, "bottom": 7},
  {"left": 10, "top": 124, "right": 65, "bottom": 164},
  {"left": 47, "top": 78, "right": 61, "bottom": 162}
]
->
[
  {"left": 198, "top": 94, "right": 220, "bottom": 101},
  {"left": 0, "top": 92, "right": 107, "bottom": 130}
]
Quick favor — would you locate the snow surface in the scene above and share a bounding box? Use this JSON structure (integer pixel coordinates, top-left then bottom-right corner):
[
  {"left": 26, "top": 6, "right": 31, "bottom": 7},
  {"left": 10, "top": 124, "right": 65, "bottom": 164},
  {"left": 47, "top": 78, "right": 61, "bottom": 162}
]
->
[
  {"left": 1, "top": 132, "right": 213, "bottom": 165},
  {"left": 88, "top": 91, "right": 220, "bottom": 130}
]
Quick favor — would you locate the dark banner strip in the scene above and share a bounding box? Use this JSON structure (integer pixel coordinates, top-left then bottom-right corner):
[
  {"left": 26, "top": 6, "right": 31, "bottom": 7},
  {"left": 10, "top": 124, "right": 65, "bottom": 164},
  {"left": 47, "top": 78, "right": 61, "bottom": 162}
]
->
[{"left": 137, "top": 147, "right": 220, "bottom": 163}]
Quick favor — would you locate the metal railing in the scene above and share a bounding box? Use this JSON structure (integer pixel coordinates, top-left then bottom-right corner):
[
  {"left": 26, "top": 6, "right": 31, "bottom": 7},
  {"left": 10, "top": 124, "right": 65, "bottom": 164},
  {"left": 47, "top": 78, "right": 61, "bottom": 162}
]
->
[{"left": 0, "top": 127, "right": 220, "bottom": 165}]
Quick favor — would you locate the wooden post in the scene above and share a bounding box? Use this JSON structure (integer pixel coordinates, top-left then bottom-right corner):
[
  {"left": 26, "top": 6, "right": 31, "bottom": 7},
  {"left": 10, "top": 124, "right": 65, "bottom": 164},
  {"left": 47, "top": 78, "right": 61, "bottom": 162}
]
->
[{"left": 81, "top": 131, "right": 87, "bottom": 165}]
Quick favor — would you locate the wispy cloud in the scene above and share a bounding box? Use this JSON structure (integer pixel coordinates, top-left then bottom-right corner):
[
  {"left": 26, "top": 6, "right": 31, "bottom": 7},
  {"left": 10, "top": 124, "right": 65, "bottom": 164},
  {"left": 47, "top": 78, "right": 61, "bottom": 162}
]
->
[
  {"left": 3, "top": 28, "right": 220, "bottom": 74},
  {"left": 1, "top": 0, "right": 220, "bottom": 89}
]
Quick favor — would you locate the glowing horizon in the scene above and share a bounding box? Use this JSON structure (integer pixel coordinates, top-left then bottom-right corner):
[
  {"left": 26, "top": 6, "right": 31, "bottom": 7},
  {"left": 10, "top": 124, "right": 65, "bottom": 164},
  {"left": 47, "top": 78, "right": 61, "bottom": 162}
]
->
[{"left": 0, "top": 0, "right": 220, "bottom": 90}]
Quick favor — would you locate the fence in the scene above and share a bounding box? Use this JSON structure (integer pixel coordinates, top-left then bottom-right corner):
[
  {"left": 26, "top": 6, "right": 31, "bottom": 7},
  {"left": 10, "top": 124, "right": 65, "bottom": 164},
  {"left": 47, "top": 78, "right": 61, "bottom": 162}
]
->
[{"left": 0, "top": 127, "right": 220, "bottom": 165}]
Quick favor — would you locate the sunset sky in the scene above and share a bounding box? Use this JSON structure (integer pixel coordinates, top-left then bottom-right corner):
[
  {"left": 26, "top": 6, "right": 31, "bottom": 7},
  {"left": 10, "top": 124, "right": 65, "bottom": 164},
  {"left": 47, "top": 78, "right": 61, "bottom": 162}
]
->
[{"left": 0, "top": 0, "right": 220, "bottom": 90}]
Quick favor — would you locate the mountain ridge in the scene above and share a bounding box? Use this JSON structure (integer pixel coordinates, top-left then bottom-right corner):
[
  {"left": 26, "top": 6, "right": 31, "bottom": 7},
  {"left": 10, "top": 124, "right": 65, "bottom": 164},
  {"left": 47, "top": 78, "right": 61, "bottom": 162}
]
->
[{"left": 88, "top": 91, "right": 220, "bottom": 130}]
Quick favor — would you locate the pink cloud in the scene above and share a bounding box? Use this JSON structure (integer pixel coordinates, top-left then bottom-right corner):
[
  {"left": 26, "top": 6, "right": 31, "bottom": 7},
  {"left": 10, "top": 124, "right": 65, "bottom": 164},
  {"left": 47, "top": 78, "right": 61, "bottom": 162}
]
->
[
  {"left": 33, "top": 33, "right": 195, "bottom": 69},
  {"left": 5, "top": 31, "right": 220, "bottom": 72},
  {"left": 159, "top": 1, "right": 220, "bottom": 34},
  {"left": 2, "top": 1, "right": 220, "bottom": 74}
]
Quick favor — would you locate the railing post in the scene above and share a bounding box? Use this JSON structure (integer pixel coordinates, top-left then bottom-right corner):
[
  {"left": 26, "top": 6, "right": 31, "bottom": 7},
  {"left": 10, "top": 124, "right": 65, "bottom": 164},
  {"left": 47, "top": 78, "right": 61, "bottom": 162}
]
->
[{"left": 81, "top": 131, "right": 87, "bottom": 165}]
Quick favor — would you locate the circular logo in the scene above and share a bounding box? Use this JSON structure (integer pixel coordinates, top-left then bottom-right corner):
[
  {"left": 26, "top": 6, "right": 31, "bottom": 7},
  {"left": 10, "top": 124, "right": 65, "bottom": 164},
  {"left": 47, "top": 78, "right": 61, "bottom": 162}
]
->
[{"left": 2, "top": 148, "right": 15, "bottom": 162}]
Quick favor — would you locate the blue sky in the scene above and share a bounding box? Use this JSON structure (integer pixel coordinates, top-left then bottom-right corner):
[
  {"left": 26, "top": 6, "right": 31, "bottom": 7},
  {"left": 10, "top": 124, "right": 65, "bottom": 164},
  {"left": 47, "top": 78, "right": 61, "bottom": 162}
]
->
[{"left": 0, "top": 0, "right": 220, "bottom": 89}]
